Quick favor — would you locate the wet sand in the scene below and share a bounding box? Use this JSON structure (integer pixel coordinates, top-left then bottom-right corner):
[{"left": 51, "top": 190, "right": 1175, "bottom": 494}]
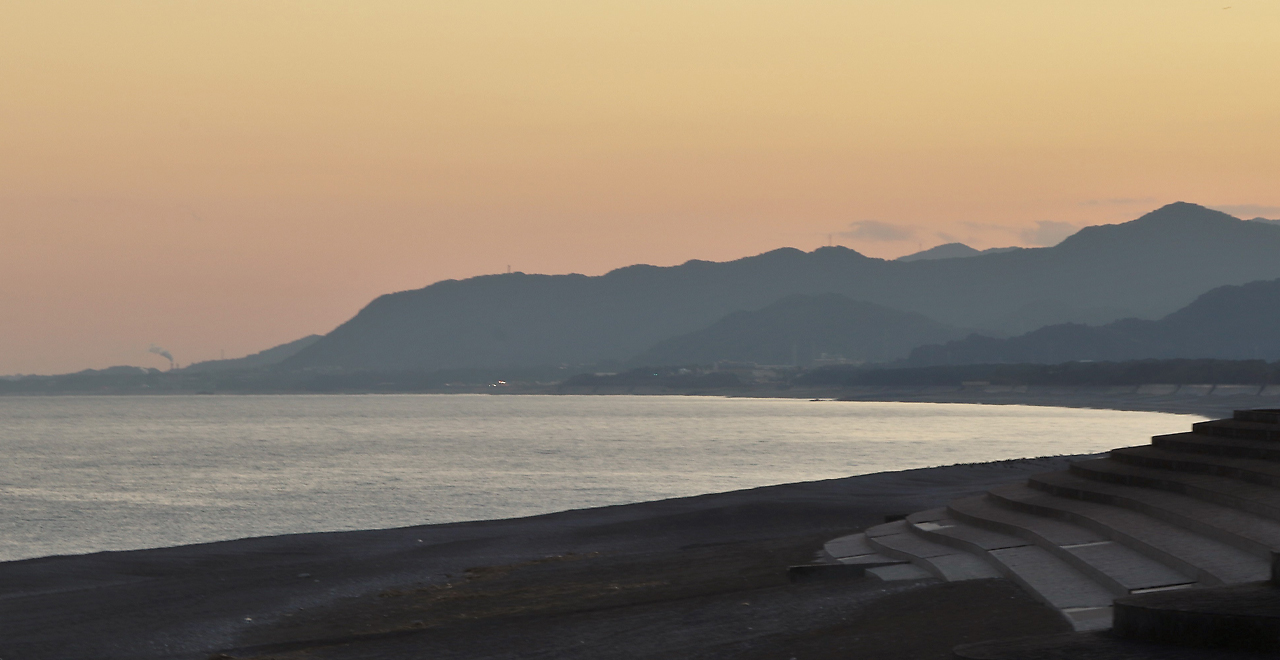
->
[{"left": 0, "top": 456, "right": 1084, "bottom": 660}]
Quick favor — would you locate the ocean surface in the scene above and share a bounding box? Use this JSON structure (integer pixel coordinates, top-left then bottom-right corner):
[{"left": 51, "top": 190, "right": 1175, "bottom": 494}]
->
[{"left": 0, "top": 395, "right": 1202, "bottom": 562}]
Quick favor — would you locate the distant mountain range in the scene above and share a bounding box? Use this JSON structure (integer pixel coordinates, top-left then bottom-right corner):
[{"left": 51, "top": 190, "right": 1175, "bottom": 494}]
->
[
  {"left": 904, "top": 278, "right": 1280, "bottom": 366},
  {"left": 283, "top": 203, "right": 1280, "bottom": 372},
  {"left": 895, "top": 243, "right": 1022, "bottom": 262},
  {"left": 631, "top": 293, "right": 966, "bottom": 366}
]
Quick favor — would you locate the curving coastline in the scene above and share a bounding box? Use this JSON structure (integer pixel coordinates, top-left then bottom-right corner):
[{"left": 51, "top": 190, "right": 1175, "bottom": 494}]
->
[{"left": 2, "top": 455, "right": 1091, "bottom": 660}]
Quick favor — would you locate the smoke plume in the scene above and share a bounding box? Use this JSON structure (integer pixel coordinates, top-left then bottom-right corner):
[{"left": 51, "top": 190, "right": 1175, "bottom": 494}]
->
[{"left": 148, "top": 344, "right": 175, "bottom": 368}]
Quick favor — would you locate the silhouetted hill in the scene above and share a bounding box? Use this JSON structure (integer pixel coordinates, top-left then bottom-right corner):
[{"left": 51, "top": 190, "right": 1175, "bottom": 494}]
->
[
  {"left": 905, "top": 278, "right": 1280, "bottom": 365},
  {"left": 896, "top": 243, "right": 1021, "bottom": 262},
  {"left": 183, "top": 335, "right": 322, "bottom": 373},
  {"left": 284, "top": 203, "right": 1280, "bottom": 372},
  {"left": 631, "top": 294, "right": 966, "bottom": 366}
]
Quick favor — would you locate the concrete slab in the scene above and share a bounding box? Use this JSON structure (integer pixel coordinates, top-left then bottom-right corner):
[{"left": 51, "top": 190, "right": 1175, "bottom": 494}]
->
[
  {"left": 1063, "top": 606, "right": 1114, "bottom": 631},
  {"left": 988, "top": 545, "right": 1114, "bottom": 610},
  {"left": 1068, "top": 457, "right": 1280, "bottom": 521},
  {"left": 1111, "top": 445, "right": 1280, "bottom": 487},
  {"left": 1034, "top": 470, "right": 1280, "bottom": 554},
  {"left": 863, "top": 520, "right": 909, "bottom": 538},
  {"left": 927, "top": 552, "right": 1003, "bottom": 581},
  {"left": 991, "top": 482, "right": 1268, "bottom": 585},
  {"left": 837, "top": 552, "right": 902, "bottom": 566},
  {"left": 824, "top": 533, "right": 876, "bottom": 559},
  {"left": 905, "top": 508, "right": 951, "bottom": 524},
  {"left": 1262, "top": 385, "right": 1280, "bottom": 397},
  {"left": 948, "top": 495, "right": 1106, "bottom": 547},
  {"left": 869, "top": 531, "right": 958, "bottom": 559},
  {"left": 1176, "top": 384, "right": 1215, "bottom": 396},
  {"left": 1064, "top": 541, "right": 1194, "bottom": 592},
  {"left": 1152, "top": 432, "right": 1280, "bottom": 462},
  {"left": 865, "top": 563, "right": 933, "bottom": 581},
  {"left": 1137, "top": 384, "right": 1180, "bottom": 395},
  {"left": 918, "top": 520, "right": 1030, "bottom": 551},
  {"left": 1194, "top": 419, "right": 1280, "bottom": 441},
  {"left": 956, "top": 630, "right": 1277, "bottom": 659}
]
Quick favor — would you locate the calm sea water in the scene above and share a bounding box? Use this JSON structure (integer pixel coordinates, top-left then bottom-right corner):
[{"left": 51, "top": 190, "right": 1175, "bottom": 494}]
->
[{"left": 0, "top": 395, "right": 1201, "bottom": 562}]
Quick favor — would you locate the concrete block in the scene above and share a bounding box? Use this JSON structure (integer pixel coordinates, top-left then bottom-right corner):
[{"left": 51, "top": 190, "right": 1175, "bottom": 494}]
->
[{"left": 1261, "top": 385, "right": 1280, "bottom": 397}]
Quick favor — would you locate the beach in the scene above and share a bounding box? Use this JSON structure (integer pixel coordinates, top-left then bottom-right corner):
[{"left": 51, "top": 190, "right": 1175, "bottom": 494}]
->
[{"left": 1, "top": 454, "right": 1087, "bottom": 660}]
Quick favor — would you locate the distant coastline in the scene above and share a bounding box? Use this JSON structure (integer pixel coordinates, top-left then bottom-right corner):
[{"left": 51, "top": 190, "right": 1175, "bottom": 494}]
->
[{"left": 0, "top": 378, "right": 1259, "bottom": 420}]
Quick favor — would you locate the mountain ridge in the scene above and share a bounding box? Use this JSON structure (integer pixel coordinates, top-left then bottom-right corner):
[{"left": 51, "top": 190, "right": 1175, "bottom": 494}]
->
[
  {"left": 904, "top": 278, "right": 1280, "bottom": 366},
  {"left": 284, "top": 203, "right": 1280, "bottom": 372}
]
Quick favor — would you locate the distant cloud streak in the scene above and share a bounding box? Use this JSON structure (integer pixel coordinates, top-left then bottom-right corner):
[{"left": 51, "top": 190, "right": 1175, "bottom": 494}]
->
[
  {"left": 1209, "top": 204, "right": 1280, "bottom": 219},
  {"left": 958, "top": 220, "right": 1081, "bottom": 247},
  {"left": 839, "top": 220, "right": 917, "bottom": 242},
  {"left": 1019, "top": 221, "right": 1080, "bottom": 246}
]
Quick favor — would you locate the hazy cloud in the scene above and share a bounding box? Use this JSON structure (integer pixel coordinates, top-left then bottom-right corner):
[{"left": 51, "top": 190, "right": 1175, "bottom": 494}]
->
[
  {"left": 839, "top": 220, "right": 916, "bottom": 242},
  {"left": 1020, "top": 220, "right": 1079, "bottom": 246},
  {"left": 1208, "top": 204, "right": 1280, "bottom": 219}
]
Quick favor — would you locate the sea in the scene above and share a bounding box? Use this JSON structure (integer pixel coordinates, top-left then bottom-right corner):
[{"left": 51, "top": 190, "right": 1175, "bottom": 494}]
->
[{"left": 0, "top": 394, "right": 1203, "bottom": 562}]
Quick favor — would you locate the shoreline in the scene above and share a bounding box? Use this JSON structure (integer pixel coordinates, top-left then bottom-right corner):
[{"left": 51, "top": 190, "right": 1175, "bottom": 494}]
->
[
  {"left": 0, "top": 398, "right": 1250, "bottom": 659},
  {"left": 0, "top": 385, "right": 1260, "bottom": 420},
  {"left": 2, "top": 454, "right": 1095, "bottom": 660}
]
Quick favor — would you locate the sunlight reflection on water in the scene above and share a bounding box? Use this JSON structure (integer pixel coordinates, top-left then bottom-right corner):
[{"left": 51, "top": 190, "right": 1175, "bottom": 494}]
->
[{"left": 0, "top": 394, "right": 1202, "bottom": 561}]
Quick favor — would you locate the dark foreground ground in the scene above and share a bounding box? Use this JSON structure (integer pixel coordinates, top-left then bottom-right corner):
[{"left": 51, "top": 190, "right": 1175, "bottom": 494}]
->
[{"left": 0, "top": 457, "right": 1084, "bottom": 660}]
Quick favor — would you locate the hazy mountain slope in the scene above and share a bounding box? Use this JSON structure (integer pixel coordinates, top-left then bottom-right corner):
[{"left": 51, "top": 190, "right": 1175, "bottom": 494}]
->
[
  {"left": 284, "top": 203, "right": 1280, "bottom": 371},
  {"left": 183, "top": 335, "right": 323, "bottom": 372},
  {"left": 896, "top": 243, "right": 982, "bottom": 261},
  {"left": 896, "top": 243, "right": 1021, "bottom": 262},
  {"left": 904, "top": 278, "right": 1280, "bottom": 365},
  {"left": 630, "top": 294, "right": 967, "bottom": 366}
]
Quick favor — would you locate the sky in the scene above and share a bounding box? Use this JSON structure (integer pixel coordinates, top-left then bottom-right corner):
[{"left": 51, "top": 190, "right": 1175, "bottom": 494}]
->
[{"left": 3, "top": 1, "right": 1279, "bottom": 375}]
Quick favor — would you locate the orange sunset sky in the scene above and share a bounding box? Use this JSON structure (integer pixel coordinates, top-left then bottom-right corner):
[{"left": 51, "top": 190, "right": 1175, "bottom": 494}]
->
[{"left": 3, "top": 1, "right": 1279, "bottom": 374}]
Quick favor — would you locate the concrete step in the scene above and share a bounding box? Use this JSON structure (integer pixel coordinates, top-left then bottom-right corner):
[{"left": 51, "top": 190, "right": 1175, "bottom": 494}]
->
[
  {"left": 1113, "top": 582, "right": 1280, "bottom": 652},
  {"left": 1068, "top": 457, "right": 1280, "bottom": 521},
  {"left": 954, "top": 630, "right": 1277, "bottom": 659},
  {"left": 984, "top": 544, "right": 1115, "bottom": 629},
  {"left": 906, "top": 509, "right": 1030, "bottom": 551},
  {"left": 1030, "top": 469, "right": 1280, "bottom": 559},
  {"left": 1111, "top": 445, "right": 1280, "bottom": 488},
  {"left": 1153, "top": 431, "right": 1280, "bottom": 462},
  {"left": 990, "top": 482, "right": 1267, "bottom": 585},
  {"left": 864, "top": 563, "right": 933, "bottom": 581},
  {"left": 949, "top": 495, "right": 1108, "bottom": 547},
  {"left": 863, "top": 520, "right": 1003, "bottom": 582},
  {"left": 935, "top": 497, "right": 1193, "bottom": 596},
  {"left": 822, "top": 532, "right": 877, "bottom": 561},
  {"left": 1193, "top": 419, "right": 1280, "bottom": 442},
  {"left": 821, "top": 533, "right": 903, "bottom": 567},
  {"left": 1235, "top": 409, "right": 1280, "bottom": 425},
  {"left": 897, "top": 510, "right": 1126, "bottom": 629}
]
